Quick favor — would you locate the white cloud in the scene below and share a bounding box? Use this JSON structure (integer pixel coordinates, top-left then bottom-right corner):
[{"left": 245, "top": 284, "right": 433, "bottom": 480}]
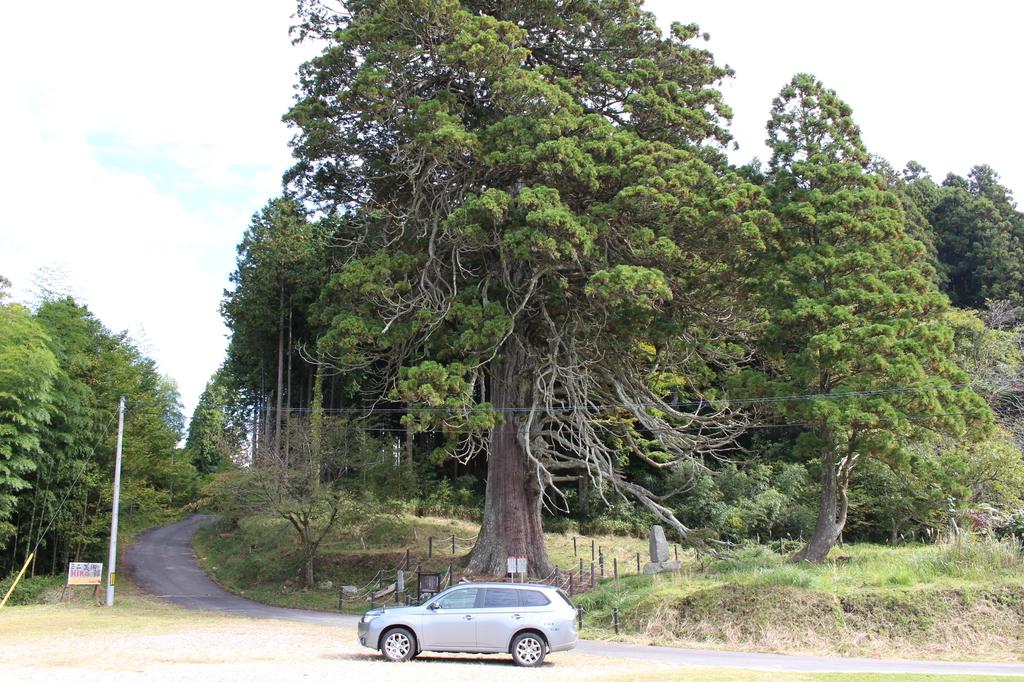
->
[
  {"left": 1, "top": 0, "right": 1021, "bottom": 429},
  {"left": 0, "top": 0, "right": 315, "bottom": 422},
  {"left": 647, "top": 0, "right": 1024, "bottom": 195}
]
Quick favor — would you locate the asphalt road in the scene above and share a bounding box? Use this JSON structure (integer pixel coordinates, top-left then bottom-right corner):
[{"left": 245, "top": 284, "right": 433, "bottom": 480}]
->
[{"left": 125, "top": 515, "right": 1024, "bottom": 677}]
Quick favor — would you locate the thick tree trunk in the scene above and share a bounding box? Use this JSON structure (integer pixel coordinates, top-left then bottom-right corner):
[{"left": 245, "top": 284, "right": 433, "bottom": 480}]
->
[
  {"left": 792, "top": 451, "right": 852, "bottom": 563},
  {"left": 466, "top": 344, "right": 554, "bottom": 578}
]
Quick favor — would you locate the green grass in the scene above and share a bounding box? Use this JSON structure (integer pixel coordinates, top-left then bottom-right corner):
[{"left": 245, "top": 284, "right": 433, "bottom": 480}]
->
[
  {"left": 574, "top": 538, "right": 1024, "bottom": 661},
  {"left": 194, "top": 513, "right": 1024, "bottom": 661},
  {"left": 0, "top": 573, "right": 64, "bottom": 606},
  {"left": 193, "top": 512, "right": 649, "bottom": 613}
]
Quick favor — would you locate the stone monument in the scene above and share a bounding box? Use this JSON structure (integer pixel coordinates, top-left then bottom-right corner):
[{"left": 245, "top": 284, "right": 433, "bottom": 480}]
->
[{"left": 642, "top": 524, "right": 681, "bottom": 574}]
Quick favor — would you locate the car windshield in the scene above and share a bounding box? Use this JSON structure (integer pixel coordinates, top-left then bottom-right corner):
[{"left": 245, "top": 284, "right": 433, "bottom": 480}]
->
[{"left": 419, "top": 585, "right": 457, "bottom": 606}]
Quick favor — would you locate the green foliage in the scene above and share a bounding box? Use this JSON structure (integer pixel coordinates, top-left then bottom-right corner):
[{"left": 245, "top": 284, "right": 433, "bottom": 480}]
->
[
  {"left": 0, "top": 303, "right": 58, "bottom": 545},
  {"left": 220, "top": 198, "right": 330, "bottom": 419},
  {"left": 673, "top": 463, "right": 816, "bottom": 542},
  {"left": 411, "top": 476, "right": 481, "bottom": 519},
  {"left": 749, "top": 74, "right": 993, "bottom": 557},
  {"left": 205, "top": 5, "right": 1024, "bottom": 560},
  {"left": 576, "top": 539, "right": 1024, "bottom": 659},
  {"left": 283, "top": 0, "right": 776, "bottom": 551},
  {"left": 185, "top": 368, "right": 247, "bottom": 473},
  {"left": 0, "top": 573, "right": 63, "bottom": 606},
  {"left": 900, "top": 164, "right": 1024, "bottom": 309},
  {"left": 1, "top": 295, "right": 194, "bottom": 577}
]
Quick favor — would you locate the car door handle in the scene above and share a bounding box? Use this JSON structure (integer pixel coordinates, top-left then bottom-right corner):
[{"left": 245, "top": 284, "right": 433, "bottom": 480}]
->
[
  {"left": 463, "top": 614, "right": 473, "bottom": 620},
  {"left": 512, "top": 614, "right": 522, "bottom": 620}
]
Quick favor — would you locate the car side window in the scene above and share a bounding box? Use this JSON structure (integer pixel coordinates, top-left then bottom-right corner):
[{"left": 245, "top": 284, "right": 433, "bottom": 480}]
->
[
  {"left": 437, "top": 588, "right": 479, "bottom": 609},
  {"left": 519, "top": 590, "right": 551, "bottom": 607},
  {"left": 481, "top": 588, "right": 519, "bottom": 608}
]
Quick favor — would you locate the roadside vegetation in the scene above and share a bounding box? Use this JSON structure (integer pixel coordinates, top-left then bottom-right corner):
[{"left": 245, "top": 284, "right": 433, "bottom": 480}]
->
[
  {"left": 195, "top": 507, "right": 1024, "bottom": 662},
  {"left": 0, "top": 281, "right": 201, "bottom": 601},
  {"left": 576, "top": 537, "right": 1024, "bottom": 661},
  {"left": 193, "top": 511, "right": 648, "bottom": 613}
]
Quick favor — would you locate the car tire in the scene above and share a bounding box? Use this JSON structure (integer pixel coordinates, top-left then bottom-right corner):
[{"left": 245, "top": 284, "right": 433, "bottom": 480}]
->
[
  {"left": 511, "top": 632, "right": 547, "bottom": 667},
  {"left": 380, "top": 627, "right": 416, "bottom": 662}
]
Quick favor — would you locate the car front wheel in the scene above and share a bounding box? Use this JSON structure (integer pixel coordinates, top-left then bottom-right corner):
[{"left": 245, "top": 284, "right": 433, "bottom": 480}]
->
[
  {"left": 511, "top": 632, "right": 546, "bottom": 667},
  {"left": 380, "top": 627, "right": 415, "bottom": 662}
]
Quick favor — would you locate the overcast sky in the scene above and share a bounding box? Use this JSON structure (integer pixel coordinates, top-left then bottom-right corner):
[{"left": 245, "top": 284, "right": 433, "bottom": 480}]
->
[{"left": 1, "top": 1, "right": 1021, "bottom": 425}]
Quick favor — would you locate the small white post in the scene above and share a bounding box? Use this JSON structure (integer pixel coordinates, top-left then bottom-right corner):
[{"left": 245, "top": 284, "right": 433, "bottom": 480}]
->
[{"left": 106, "top": 397, "right": 125, "bottom": 606}]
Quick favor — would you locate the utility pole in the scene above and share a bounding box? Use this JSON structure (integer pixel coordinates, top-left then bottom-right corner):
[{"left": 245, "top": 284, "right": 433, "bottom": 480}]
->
[{"left": 106, "top": 397, "right": 125, "bottom": 607}]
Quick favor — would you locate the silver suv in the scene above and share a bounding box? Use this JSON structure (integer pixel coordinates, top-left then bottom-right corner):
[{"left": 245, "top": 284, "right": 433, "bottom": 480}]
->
[{"left": 357, "top": 582, "right": 578, "bottom": 666}]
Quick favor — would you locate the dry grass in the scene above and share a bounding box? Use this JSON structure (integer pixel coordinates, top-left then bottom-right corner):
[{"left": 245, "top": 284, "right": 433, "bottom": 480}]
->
[
  {"left": 0, "top": 584, "right": 1015, "bottom": 681},
  {"left": 0, "top": 590, "right": 716, "bottom": 681}
]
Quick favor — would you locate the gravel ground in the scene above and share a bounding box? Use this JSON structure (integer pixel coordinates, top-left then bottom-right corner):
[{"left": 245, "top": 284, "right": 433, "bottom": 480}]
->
[{"left": 0, "top": 600, "right": 681, "bottom": 682}]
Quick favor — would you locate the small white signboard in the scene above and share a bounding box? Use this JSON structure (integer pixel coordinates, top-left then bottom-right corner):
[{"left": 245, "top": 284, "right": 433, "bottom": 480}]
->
[
  {"left": 67, "top": 562, "right": 103, "bottom": 586},
  {"left": 506, "top": 555, "right": 527, "bottom": 576}
]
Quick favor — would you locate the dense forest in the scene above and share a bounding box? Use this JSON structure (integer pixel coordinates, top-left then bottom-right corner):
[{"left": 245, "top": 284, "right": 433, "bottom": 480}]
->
[
  {"left": 3, "top": 0, "right": 1023, "bottom": 585},
  {"left": 0, "top": 279, "right": 195, "bottom": 577},
  {"left": 196, "top": 0, "right": 1024, "bottom": 578}
]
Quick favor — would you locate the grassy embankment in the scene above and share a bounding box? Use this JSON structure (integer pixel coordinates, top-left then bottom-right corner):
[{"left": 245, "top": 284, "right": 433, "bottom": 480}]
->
[
  {"left": 576, "top": 539, "right": 1024, "bottom": 662},
  {"left": 196, "top": 514, "right": 1024, "bottom": 662}
]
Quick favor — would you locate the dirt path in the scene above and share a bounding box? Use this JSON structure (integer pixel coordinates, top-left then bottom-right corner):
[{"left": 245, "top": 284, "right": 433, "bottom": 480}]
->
[{"left": 118, "top": 515, "right": 1024, "bottom": 678}]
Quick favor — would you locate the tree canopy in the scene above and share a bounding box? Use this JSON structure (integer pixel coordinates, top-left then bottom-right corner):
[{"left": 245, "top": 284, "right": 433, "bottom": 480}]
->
[
  {"left": 282, "top": 0, "right": 776, "bottom": 574},
  {"left": 753, "top": 74, "right": 991, "bottom": 561}
]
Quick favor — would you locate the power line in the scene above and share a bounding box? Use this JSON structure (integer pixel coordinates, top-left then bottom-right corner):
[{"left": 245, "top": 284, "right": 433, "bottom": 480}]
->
[
  {"left": 251, "top": 409, "right": 988, "bottom": 435},
  {"left": 261, "top": 382, "right": 974, "bottom": 415}
]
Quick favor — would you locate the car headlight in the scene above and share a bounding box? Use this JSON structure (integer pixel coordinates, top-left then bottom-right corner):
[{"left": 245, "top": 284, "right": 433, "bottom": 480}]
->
[{"left": 361, "top": 614, "right": 377, "bottom": 624}]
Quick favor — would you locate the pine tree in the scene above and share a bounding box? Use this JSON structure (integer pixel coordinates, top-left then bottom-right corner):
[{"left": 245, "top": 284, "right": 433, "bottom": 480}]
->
[
  {"left": 758, "top": 74, "right": 990, "bottom": 562},
  {"left": 286, "top": 0, "right": 772, "bottom": 575}
]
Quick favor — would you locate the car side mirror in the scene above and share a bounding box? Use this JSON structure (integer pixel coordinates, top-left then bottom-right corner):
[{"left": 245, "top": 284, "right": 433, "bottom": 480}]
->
[{"left": 428, "top": 601, "right": 440, "bottom": 610}]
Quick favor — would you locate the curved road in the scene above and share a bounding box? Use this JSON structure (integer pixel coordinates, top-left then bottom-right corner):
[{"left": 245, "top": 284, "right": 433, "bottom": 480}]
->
[{"left": 125, "top": 515, "right": 1024, "bottom": 677}]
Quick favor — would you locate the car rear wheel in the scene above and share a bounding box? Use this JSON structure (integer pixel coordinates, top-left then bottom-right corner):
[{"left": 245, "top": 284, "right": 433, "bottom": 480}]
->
[
  {"left": 511, "top": 632, "right": 546, "bottom": 667},
  {"left": 380, "top": 627, "right": 415, "bottom": 662}
]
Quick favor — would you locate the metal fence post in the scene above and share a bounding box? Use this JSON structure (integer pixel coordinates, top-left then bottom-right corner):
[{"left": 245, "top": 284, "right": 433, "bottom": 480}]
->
[
  {"left": 590, "top": 562, "right": 595, "bottom": 588},
  {"left": 613, "top": 607, "right": 619, "bottom": 635},
  {"left": 338, "top": 585, "right": 344, "bottom": 610},
  {"left": 577, "top": 606, "right": 583, "bottom": 631},
  {"left": 451, "top": 534, "right": 456, "bottom": 554},
  {"left": 636, "top": 552, "right": 640, "bottom": 573},
  {"left": 613, "top": 557, "right": 618, "bottom": 582},
  {"left": 591, "top": 540, "right": 595, "bottom": 561},
  {"left": 599, "top": 553, "right": 604, "bottom": 578},
  {"left": 579, "top": 558, "right": 583, "bottom": 578},
  {"left": 573, "top": 536, "right": 577, "bottom": 556},
  {"left": 428, "top": 536, "right": 433, "bottom": 558},
  {"left": 674, "top": 544, "right": 679, "bottom": 561}
]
